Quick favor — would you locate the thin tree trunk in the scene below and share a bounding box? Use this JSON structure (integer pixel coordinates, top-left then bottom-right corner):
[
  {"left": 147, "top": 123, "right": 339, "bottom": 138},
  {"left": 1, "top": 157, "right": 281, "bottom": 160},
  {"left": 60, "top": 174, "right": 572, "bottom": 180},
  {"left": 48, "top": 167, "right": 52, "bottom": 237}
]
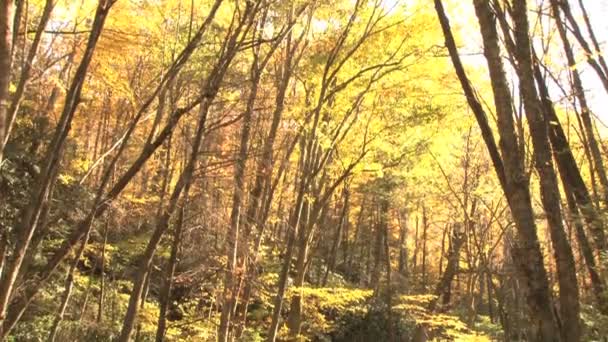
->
[
  {"left": 551, "top": 0, "right": 608, "bottom": 207},
  {"left": 432, "top": 224, "right": 465, "bottom": 311},
  {"left": 557, "top": 0, "right": 608, "bottom": 91},
  {"left": 576, "top": 0, "right": 606, "bottom": 76},
  {"left": 412, "top": 224, "right": 465, "bottom": 341},
  {"left": 532, "top": 61, "right": 608, "bottom": 314},
  {"left": 0, "top": 232, "right": 7, "bottom": 279},
  {"left": 267, "top": 175, "right": 307, "bottom": 342},
  {"left": 268, "top": 133, "right": 318, "bottom": 342},
  {"left": 234, "top": 136, "right": 299, "bottom": 335},
  {"left": 78, "top": 271, "right": 93, "bottom": 322},
  {"left": 97, "top": 219, "right": 109, "bottom": 323},
  {"left": 510, "top": 1, "right": 581, "bottom": 339},
  {"left": 487, "top": 272, "right": 494, "bottom": 323},
  {"left": 2, "top": 0, "right": 56, "bottom": 152},
  {"left": 0, "top": 2, "right": 115, "bottom": 334},
  {"left": 134, "top": 269, "right": 151, "bottom": 342},
  {"left": 118, "top": 92, "right": 211, "bottom": 342},
  {"left": 564, "top": 177, "right": 608, "bottom": 312},
  {"left": 47, "top": 232, "right": 90, "bottom": 342},
  {"left": 435, "top": 1, "right": 561, "bottom": 339},
  {"left": 0, "top": 2, "right": 228, "bottom": 333},
  {"left": 286, "top": 198, "right": 314, "bottom": 338},
  {"left": 0, "top": 0, "right": 13, "bottom": 163},
  {"left": 218, "top": 9, "right": 268, "bottom": 336},
  {"left": 349, "top": 199, "right": 366, "bottom": 270},
  {"left": 533, "top": 61, "right": 608, "bottom": 255},
  {"left": 342, "top": 197, "right": 350, "bottom": 267},
  {"left": 381, "top": 198, "right": 394, "bottom": 341},
  {"left": 412, "top": 214, "right": 418, "bottom": 279},
  {"left": 439, "top": 224, "right": 448, "bottom": 276},
  {"left": 421, "top": 206, "right": 428, "bottom": 291},
  {"left": 322, "top": 188, "right": 349, "bottom": 286},
  {"left": 155, "top": 205, "right": 185, "bottom": 342},
  {"left": 371, "top": 203, "right": 383, "bottom": 290},
  {"left": 10, "top": 0, "right": 21, "bottom": 60}
]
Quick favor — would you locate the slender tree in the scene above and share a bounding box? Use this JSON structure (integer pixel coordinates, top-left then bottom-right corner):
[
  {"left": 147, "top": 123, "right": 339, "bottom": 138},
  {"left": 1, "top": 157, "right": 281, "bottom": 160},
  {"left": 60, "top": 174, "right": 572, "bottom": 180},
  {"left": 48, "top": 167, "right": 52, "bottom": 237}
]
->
[
  {"left": 0, "top": 0, "right": 13, "bottom": 163},
  {"left": 435, "top": 0, "right": 561, "bottom": 339}
]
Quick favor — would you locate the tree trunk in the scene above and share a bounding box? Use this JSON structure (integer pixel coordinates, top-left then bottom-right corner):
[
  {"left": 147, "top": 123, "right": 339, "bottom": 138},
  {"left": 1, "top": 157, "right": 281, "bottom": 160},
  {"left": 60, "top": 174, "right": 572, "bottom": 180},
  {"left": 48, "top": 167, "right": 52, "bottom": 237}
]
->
[
  {"left": 510, "top": 1, "right": 581, "bottom": 339},
  {"left": 286, "top": 196, "right": 314, "bottom": 338},
  {"left": 564, "top": 177, "right": 608, "bottom": 312},
  {"left": 267, "top": 135, "right": 313, "bottom": 342},
  {"left": 232, "top": 29, "right": 297, "bottom": 332},
  {"left": 532, "top": 66, "right": 608, "bottom": 254},
  {"left": 421, "top": 206, "right": 428, "bottom": 291},
  {"left": 0, "top": 2, "right": 229, "bottom": 333},
  {"left": 398, "top": 210, "right": 408, "bottom": 276},
  {"left": 97, "top": 219, "right": 109, "bottom": 323},
  {"left": 218, "top": 75, "right": 254, "bottom": 342},
  {"left": 412, "top": 224, "right": 465, "bottom": 340},
  {"left": 435, "top": 0, "right": 561, "bottom": 339},
  {"left": 430, "top": 224, "right": 465, "bottom": 312},
  {"left": 267, "top": 171, "right": 307, "bottom": 342},
  {"left": 218, "top": 11, "right": 272, "bottom": 335},
  {"left": 235, "top": 137, "right": 298, "bottom": 335},
  {"left": 118, "top": 92, "right": 211, "bottom": 342},
  {"left": 557, "top": 0, "right": 608, "bottom": 92},
  {"left": 371, "top": 204, "right": 383, "bottom": 290},
  {"left": 48, "top": 232, "right": 90, "bottom": 342},
  {"left": 487, "top": 272, "right": 494, "bottom": 323},
  {"left": 0, "top": 0, "right": 13, "bottom": 162},
  {"left": 322, "top": 188, "right": 349, "bottom": 286},
  {"left": 155, "top": 205, "right": 185, "bottom": 342},
  {"left": 551, "top": 0, "right": 608, "bottom": 208},
  {"left": 439, "top": 225, "right": 448, "bottom": 276},
  {"left": 381, "top": 198, "right": 394, "bottom": 341},
  {"left": 2, "top": 0, "right": 55, "bottom": 152},
  {"left": 0, "top": 2, "right": 114, "bottom": 335},
  {"left": 349, "top": 199, "right": 366, "bottom": 270},
  {"left": 532, "top": 59, "right": 608, "bottom": 314},
  {"left": 472, "top": 1, "right": 560, "bottom": 339}
]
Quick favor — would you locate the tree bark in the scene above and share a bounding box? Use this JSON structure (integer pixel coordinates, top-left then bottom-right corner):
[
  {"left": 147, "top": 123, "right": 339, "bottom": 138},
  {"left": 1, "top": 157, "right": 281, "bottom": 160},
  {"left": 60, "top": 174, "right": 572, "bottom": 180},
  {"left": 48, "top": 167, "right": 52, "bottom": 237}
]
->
[
  {"left": 421, "top": 206, "right": 428, "bottom": 291},
  {"left": 398, "top": 210, "right": 408, "bottom": 275},
  {"left": 431, "top": 224, "right": 465, "bottom": 312},
  {"left": 510, "top": 1, "right": 581, "bottom": 340},
  {"left": 557, "top": 0, "right": 608, "bottom": 92},
  {"left": 322, "top": 188, "right": 349, "bottom": 286},
  {"left": 155, "top": 205, "right": 185, "bottom": 342},
  {"left": 532, "top": 61, "right": 608, "bottom": 314},
  {"left": 0, "top": 0, "right": 13, "bottom": 163},
  {"left": 218, "top": 6, "right": 273, "bottom": 336},
  {"left": 550, "top": 0, "right": 608, "bottom": 208},
  {"left": 435, "top": 0, "right": 561, "bottom": 339},
  {"left": 533, "top": 62, "right": 608, "bottom": 254},
  {"left": 118, "top": 88, "right": 211, "bottom": 342},
  {"left": 472, "top": 0, "right": 560, "bottom": 337},
  {"left": 0, "top": 1, "right": 115, "bottom": 335},
  {"left": 97, "top": 219, "right": 109, "bottom": 323},
  {"left": 2, "top": 0, "right": 56, "bottom": 152},
  {"left": 286, "top": 221, "right": 310, "bottom": 338},
  {"left": 412, "top": 224, "right": 465, "bottom": 341},
  {"left": 371, "top": 204, "right": 383, "bottom": 290},
  {"left": 47, "top": 231, "right": 90, "bottom": 342},
  {"left": 0, "top": 1, "right": 228, "bottom": 334},
  {"left": 381, "top": 199, "right": 394, "bottom": 341},
  {"left": 267, "top": 148, "right": 308, "bottom": 342}
]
